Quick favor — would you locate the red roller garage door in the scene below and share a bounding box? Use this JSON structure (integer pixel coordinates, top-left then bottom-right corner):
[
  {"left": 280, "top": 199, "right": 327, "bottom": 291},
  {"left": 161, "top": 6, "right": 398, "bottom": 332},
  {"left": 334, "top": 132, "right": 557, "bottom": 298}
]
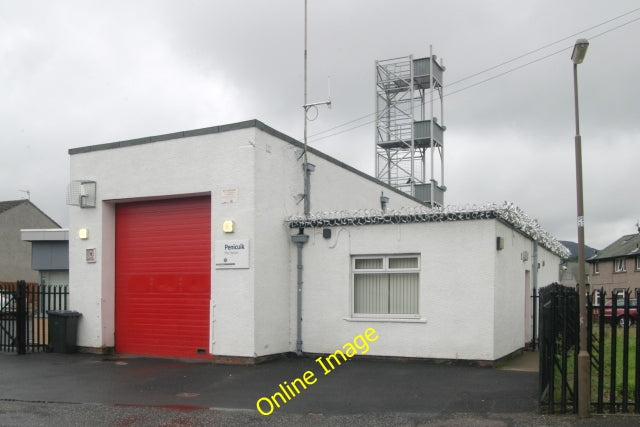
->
[{"left": 115, "top": 196, "right": 211, "bottom": 359}]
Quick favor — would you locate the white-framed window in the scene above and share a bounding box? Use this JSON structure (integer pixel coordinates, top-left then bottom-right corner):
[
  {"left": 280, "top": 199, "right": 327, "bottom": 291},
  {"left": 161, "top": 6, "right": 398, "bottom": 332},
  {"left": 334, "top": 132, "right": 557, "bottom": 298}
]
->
[
  {"left": 593, "top": 261, "right": 599, "bottom": 275},
  {"left": 614, "top": 257, "right": 626, "bottom": 273},
  {"left": 352, "top": 254, "right": 420, "bottom": 317}
]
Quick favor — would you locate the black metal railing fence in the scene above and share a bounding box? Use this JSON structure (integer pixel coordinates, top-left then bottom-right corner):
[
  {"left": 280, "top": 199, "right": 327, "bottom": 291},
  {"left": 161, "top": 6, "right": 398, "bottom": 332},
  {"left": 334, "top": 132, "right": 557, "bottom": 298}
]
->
[
  {"left": 540, "top": 283, "right": 640, "bottom": 414},
  {"left": 0, "top": 280, "right": 68, "bottom": 354}
]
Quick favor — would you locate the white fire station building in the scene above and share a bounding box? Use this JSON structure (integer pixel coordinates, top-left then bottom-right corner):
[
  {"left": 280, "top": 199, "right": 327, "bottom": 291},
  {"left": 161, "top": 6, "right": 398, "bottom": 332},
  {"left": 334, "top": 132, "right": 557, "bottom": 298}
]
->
[{"left": 68, "top": 120, "right": 567, "bottom": 363}]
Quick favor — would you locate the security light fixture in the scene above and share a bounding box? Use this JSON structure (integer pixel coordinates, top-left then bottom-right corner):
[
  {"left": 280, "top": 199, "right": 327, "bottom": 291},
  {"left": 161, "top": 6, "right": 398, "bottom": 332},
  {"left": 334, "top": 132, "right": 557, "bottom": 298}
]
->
[{"left": 222, "top": 220, "right": 235, "bottom": 233}]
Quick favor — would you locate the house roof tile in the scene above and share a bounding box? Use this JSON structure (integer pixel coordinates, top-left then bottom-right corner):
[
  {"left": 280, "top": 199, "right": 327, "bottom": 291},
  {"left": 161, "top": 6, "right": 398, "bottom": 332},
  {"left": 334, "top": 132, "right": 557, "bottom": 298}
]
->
[
  {"left": 0, "top": 199, "right": 61, "bottom": 228},
  {"left": 0, "top": 199, "right": 28, "bottom": 215},
  {"left": 587, "top": 234, "right": 640, "bottom": 262}
]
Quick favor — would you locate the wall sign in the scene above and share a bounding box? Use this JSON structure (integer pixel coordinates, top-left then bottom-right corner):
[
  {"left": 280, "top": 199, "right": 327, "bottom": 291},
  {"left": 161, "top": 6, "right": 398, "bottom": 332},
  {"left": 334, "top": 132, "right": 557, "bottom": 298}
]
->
[
  {"left": 221, "top": 188, "right": 238, "bottom": 204},
  {"left": 215, "top": 239, "right": 249, "bottom": 269},
  {"left": 86, "top": 248, "right": 97, "bottom": 263}
]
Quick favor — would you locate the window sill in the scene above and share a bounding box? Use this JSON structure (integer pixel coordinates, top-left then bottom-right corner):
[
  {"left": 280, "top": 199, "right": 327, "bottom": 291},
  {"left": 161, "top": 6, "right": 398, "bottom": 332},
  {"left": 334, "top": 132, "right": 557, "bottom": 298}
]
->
[{"left": 343, "top": 317, "right": 427, "bottom": 324}]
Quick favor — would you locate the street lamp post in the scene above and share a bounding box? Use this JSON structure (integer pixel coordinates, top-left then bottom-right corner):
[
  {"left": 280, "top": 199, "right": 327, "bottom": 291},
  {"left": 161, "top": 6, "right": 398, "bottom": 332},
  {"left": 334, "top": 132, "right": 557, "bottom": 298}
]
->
[{"left": 571, "top": 38, "right": 590, "bottom": 418}]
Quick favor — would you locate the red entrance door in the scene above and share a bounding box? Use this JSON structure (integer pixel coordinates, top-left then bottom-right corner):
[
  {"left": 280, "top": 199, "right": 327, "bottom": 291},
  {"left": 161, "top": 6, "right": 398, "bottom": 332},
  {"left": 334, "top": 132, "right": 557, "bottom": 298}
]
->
[{"left": 115, "top": 196, "right": 211, "bottom": 358}]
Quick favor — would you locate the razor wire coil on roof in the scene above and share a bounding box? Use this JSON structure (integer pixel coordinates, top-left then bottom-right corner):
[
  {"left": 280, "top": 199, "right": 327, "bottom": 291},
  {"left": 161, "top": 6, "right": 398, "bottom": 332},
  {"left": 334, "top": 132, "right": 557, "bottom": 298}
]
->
[{"left": 286, "top": 202, "right": 571, "bottom": 259}]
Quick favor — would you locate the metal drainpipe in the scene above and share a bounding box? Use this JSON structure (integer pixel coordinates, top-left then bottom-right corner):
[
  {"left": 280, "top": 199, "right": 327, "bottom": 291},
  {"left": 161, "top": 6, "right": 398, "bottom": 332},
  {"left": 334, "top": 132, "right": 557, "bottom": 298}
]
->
[
  {"left": 532, "top": 240, "right": 538, "bottom": 350},
  {"left": 291, "top": 230, "right": 309, "bottom": 356}
]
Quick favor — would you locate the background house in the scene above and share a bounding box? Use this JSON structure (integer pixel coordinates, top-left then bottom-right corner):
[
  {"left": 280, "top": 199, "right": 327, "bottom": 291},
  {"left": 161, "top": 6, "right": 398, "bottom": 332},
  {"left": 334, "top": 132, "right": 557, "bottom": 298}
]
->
[
  {"left": 67, "top": 120, "right": 567, "bottom": 363},
  {"left": 587, "top": 233, "right": 640, "bottom": 296},
  {"left": 0, "top": 200, "right": 61, "bottom": 283}
]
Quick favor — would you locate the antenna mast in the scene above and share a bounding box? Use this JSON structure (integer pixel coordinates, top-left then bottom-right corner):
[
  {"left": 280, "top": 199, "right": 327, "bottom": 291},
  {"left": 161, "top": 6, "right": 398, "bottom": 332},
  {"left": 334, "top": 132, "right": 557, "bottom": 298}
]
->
[
  {"left": 18, "top": 189, "right": 31, "bottom": 200},
  {"left": 302, "top": 0, "right": 331, "bottom": 217}
]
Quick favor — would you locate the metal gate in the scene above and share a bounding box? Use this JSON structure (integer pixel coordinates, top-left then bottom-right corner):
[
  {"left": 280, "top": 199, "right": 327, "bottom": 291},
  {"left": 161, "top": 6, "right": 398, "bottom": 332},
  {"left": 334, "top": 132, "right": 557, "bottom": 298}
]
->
[
  {"left": 539, "top": 283, "right": 640, "bottom": 414},
  {"left": 0, "top": 280, "right": 68, "bottom": 354},
  {"left": 539, "top": 283, "right": 579, "bottom": 413}
]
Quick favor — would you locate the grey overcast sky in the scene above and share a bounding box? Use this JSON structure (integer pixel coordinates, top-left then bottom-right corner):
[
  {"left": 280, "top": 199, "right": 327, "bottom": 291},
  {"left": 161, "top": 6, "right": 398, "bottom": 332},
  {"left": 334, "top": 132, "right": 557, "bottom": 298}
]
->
[{"left": 1, "top": 0, "right": 638, "bottom": 249}]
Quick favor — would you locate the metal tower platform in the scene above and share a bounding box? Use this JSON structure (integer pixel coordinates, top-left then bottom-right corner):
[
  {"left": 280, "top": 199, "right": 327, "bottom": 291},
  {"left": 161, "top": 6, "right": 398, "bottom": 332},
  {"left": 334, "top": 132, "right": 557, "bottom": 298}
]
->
[{"left": 375, "top": 48, "right": 446, "bottom": 207}]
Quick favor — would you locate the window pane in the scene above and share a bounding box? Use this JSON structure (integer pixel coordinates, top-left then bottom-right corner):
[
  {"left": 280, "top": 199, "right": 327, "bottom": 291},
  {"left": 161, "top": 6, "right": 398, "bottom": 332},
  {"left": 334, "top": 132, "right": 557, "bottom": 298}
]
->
[
  {"left": 389, "top": 273, "right": 418, "bottom": 314},
  {"left": 389, "top": 257, "right": 418, "bottom": 269},
  {"left": 354, "top": 273, "right": 388, "bottom": 313},
  {"left": 355, "top": 258, "right": 383, "bottom": 270}
]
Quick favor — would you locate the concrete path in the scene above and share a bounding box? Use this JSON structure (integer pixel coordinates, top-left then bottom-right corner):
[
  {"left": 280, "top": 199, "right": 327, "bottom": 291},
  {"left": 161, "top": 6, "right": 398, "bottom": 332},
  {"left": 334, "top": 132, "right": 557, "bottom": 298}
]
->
[{"left": 497, "top": 350, "right": 539, "bottom": 372}]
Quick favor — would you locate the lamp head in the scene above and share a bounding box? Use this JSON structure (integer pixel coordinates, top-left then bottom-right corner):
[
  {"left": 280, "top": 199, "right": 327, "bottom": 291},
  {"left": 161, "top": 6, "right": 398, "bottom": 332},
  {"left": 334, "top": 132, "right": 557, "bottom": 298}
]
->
[{"left": 571, "top": 39, "right": 589, "bottom": 64}]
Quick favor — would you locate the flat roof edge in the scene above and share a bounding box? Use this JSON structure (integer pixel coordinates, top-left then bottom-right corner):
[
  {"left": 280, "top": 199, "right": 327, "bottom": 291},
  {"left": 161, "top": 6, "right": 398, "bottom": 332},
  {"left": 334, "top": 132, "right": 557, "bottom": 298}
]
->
[
  {"left": 68, "top": 119, "right": 262, "bottom": 155},
  {"left": 21, "top": 228, "right": 70, "bottom": 241}
]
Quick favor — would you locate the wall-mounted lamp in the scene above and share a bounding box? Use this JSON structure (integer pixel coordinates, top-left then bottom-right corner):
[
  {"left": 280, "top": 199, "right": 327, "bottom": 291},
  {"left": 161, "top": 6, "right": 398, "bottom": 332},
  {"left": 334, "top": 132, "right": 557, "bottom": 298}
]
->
[
  {"left": 78, "top": 228, "right": 89, "bottom": 240},
  {"left": 222, "top": 220, "right": 235, "bottom": 233}
]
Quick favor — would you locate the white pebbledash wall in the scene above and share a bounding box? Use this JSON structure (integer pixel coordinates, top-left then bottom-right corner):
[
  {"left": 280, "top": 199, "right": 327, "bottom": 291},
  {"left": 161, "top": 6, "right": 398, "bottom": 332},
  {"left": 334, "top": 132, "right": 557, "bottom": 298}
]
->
[{"left": 69, "top": 120, "right": 562, "bottom": 361}]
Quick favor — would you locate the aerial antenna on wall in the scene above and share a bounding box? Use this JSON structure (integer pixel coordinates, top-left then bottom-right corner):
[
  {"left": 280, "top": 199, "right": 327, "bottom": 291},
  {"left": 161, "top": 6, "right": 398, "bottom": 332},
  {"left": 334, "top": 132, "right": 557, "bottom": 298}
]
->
[
  {"left": 18, "top": 189, "right": 30, "bottom": 200},
  {"left": 302, "top": 0, "right": 331, "bottom": 217}
]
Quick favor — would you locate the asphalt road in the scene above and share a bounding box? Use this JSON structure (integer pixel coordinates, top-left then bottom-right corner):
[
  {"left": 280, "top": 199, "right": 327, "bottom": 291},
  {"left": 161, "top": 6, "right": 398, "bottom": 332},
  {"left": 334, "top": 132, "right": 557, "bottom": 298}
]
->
[{"left": 0, "top": 352, "right": 637, "bottom": 426}]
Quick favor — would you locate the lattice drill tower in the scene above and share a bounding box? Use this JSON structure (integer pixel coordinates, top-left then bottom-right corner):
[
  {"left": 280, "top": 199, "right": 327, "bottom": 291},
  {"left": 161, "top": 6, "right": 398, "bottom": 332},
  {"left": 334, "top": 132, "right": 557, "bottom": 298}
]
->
[{"left": 375, "top": 48, "right": 446, "bottom": 207}]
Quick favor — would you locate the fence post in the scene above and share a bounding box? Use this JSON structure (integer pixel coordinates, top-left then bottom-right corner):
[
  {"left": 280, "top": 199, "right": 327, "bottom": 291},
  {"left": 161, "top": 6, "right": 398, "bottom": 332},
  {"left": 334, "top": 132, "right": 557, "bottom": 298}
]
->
[
  {"left": 635, "top": 288, "right": 640, "bottom": 414},
  {"left": 16, "top": 280, "right": 27, "bottom": 355},
  {"left": 532, "top": 287, "right": 538, "bottom": 350},
  {"left": 610, "top": 295, "right": 618, "bottom": 412},
  {"left": 596, "top": 288, "right": 605, "bottom": 413},
  {"left": 622, "top": 289, "right": 630, "bottom": 413}
]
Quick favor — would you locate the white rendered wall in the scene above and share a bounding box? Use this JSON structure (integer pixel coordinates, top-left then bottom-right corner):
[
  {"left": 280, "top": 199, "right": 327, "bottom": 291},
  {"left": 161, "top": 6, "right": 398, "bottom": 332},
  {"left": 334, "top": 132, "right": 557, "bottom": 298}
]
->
[
  {"left": 298, "top": 220, "right": 498, "bottom": 361},
  {"left": 250, "top": 130, "right": 299, "bottom": 356},
  {"left": 69, "top": 121, "right": 561, "bottom": 360},
  {"left": 69, "top": 128, "right": 258, "bottom": 354},
  {"left": 492, "top": 221, "right": 562, "bottom": 359},
  {"left": 69, "top": 123, "right": 424, "bottom": 357},
  {"left": 301, "top": 150, "right": 423, "bottom": 215},
  {"left": 250, "top": 129, "right": 425, "bottom": 357},
  {"left": 536, "top": 245, "right": 561, "bottom": 287},
  {"left": 271, "top": 135, "right": 426, "bottom": 355}
]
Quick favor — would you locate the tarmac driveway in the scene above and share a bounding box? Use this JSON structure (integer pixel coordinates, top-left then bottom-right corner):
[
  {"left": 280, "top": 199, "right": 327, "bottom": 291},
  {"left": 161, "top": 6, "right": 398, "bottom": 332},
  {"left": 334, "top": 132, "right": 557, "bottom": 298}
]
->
[
  {"left": 4, "top": 352, "right": 640, "bottom": 425},
  {"left": 0, "top": 352, "right": 537, "bottom": 415}
]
